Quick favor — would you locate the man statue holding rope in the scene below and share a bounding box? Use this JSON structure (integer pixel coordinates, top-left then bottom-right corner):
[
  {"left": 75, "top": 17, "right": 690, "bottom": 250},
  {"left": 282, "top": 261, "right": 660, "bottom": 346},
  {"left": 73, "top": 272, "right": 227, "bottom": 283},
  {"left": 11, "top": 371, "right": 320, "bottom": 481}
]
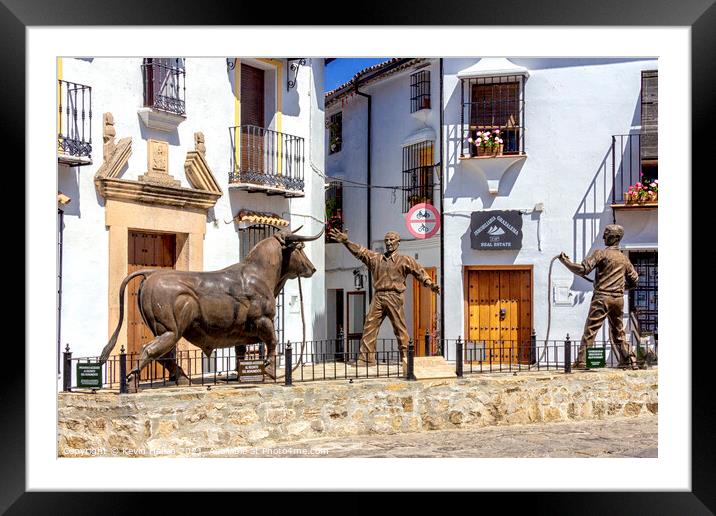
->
[
  {"left": 328, "top": 228, "right": 440, "bottom": 366},
  {"left": 558, "top": 224, "right": 639, "bottom": 370}
]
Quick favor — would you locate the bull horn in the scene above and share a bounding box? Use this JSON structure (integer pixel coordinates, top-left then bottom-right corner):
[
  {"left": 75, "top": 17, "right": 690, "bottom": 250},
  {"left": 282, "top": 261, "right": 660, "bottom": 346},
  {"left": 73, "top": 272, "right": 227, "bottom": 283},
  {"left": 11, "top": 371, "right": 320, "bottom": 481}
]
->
[
  {"left": 291, "top": 225, "right": 304, "bottom": 234},
  {"left": 284, "top": 225, "right": 325, "bottom": 242}
]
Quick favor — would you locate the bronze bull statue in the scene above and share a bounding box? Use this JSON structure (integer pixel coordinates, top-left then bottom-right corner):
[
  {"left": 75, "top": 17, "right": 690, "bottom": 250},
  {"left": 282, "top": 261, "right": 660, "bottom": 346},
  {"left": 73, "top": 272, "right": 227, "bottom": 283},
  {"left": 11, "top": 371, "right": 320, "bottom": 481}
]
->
[{"left": 98, "top": 225, "right": 323, "bottom": 383}]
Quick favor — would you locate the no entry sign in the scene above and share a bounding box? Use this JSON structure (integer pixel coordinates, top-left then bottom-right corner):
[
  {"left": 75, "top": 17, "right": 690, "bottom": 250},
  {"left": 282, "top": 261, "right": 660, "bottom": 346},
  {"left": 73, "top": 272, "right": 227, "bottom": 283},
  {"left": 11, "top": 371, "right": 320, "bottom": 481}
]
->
[{"left": 405, "top": 203, "right": 440, "bottom": 239}]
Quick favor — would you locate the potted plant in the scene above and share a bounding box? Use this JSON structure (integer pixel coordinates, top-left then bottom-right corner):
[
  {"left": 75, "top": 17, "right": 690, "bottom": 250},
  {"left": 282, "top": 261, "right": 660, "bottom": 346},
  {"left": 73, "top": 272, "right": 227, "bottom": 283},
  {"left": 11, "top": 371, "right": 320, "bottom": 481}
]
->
[
  {"left": 625, "top": 177, "right": 658, "bottom": 204},
  {"left": 468, "top": 129, "right": 504, "bottom": 157}
]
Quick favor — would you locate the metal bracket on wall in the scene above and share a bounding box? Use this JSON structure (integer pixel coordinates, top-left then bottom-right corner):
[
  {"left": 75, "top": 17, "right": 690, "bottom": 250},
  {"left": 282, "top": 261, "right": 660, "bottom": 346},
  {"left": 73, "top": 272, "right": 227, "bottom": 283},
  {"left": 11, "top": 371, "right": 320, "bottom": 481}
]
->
[{"left": 287, "top": 58, "right": 306, "bottom": 91}]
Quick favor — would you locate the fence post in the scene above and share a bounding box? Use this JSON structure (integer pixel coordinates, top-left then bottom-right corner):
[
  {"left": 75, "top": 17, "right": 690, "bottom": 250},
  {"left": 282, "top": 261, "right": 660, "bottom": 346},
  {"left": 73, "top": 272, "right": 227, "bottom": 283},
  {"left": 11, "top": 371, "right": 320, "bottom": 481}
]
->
[
  {"left": 530, "top": 329, "right": 537, "bottom": 365},
  {"left": 406, "top": 339, "right": 415, "bottom": 380},
  {"left": 119, "top": 345, "right": 128, "bottom": 394},
  {"left": 63, "top": 344, "right": 72, "bottom": 392},
  {"left": 456, "top": 337, "right": 464, "bottom": 377},
  {"left": 424, "top": 329, "right": 430, "bottom": 357},
  {"left": 564, "top": 334, "right": 572, "bottom": 374},
  {"left": 337, "top": 327, "right": 344, "bottom": 361},
  {"left": 284, "top": 341, "right": 293, "bottom": 386}
]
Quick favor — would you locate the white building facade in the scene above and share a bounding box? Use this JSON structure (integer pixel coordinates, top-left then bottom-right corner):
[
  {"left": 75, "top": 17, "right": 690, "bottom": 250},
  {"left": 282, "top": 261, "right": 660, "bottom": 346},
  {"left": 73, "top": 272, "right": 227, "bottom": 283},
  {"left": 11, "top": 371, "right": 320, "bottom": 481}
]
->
[
  {"left": 57, "top": 57, "right": 327, "bottom": 382},
  {"left": 325, "top": 58, "right": 658, "bottom": 364}
]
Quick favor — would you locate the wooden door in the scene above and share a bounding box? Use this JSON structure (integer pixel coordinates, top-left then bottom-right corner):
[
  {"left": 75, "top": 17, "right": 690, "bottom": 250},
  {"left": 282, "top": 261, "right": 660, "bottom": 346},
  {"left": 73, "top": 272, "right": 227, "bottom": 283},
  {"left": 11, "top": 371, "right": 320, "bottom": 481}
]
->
[
  {"left": 347, "top": 291, "right": 366, "bottom": 361},
  {"left": 128, "top": 231, "right": 176, "bottom": 381},
  {"left": 335, "top": 289, "right": 344, "bottom": 359},
  {"left": 465, "top": 268, "right": 532, "bottom": 364},
  {"left": 240, "top": 63, "right": 265, "bottom": 175},
  {"left": 412, "top": 267, "right": 437, "bottom": 356}
]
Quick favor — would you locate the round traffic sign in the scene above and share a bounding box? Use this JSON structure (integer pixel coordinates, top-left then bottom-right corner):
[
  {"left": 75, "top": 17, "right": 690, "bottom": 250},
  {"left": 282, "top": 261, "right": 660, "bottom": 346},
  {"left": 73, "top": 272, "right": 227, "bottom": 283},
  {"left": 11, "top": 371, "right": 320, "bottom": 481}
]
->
[{"left": 405, "top": 203, "right": 441, "bottom": 239}]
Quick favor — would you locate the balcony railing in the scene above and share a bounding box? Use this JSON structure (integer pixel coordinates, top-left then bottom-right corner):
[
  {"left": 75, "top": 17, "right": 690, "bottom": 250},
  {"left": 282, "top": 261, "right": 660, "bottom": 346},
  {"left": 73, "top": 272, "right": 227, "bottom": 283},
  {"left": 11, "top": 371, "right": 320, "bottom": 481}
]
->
[
  {"left": 228, "top": 125, "right": 305, "bottom": 197},
  {"left": 142, "top": 58, "right": 186, "bottom": 116},
  {"left": 57, "top": 80, "right": 92, "bottom": 164},
  {"left": 611, "top": 133, "right": 658, "bottom": 207}
]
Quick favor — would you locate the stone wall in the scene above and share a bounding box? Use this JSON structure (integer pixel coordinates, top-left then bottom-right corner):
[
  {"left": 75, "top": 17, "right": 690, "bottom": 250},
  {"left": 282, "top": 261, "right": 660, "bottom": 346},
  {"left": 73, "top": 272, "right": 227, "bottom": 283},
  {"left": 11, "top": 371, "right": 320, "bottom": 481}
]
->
[{"left": 58, "top": 369, "right": 657, "bottom": 457}]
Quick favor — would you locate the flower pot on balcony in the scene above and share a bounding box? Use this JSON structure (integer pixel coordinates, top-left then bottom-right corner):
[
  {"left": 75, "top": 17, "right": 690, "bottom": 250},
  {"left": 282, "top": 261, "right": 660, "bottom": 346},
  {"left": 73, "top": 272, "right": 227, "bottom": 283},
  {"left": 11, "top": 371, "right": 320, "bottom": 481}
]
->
[
  {"left": 476, "top": 144, "right": 503, "bottom": 157},
  {"left": 648, "top": 191, "right": 658, "bottom": 203}
]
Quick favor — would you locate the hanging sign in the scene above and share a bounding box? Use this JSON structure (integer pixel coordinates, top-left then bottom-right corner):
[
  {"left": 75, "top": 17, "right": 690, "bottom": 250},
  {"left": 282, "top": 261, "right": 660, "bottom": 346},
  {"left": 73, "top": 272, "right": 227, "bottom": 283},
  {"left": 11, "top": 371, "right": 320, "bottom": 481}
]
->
[
  {"left": 586, "top": 347, "right": 606, "bottom": 369},
  {"left": 238, "top": 360, "right": 265, "bottom": 383},
  {"left": 405, "top": 203, "right": 441, "bottom": 239},
  {"left": 77, "top": 362, "right": 103, "bottom": 389},
  {"left": 470, "top": 210, "right": 523, "bottom": 250}
]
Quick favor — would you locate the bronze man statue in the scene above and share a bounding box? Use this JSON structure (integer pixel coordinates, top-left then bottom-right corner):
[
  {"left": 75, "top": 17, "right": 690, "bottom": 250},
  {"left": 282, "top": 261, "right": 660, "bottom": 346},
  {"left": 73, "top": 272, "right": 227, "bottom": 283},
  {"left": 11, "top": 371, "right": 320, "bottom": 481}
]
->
[
  {"left": 558, "top": 224, "right": 639, "bottom": 370},
  {"left": 328, "top": 228, "right": 440, "bottom": 365}
]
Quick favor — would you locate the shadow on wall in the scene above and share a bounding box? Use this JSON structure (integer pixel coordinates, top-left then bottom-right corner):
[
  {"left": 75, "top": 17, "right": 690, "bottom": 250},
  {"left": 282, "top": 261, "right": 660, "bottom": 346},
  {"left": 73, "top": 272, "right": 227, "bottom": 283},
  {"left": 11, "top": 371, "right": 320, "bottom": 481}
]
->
[
  {"left": 511, "top": 58, "right": 650, "bottom": 71},
  {"left": 282, "top": 60, "right": 303, "bottom": 118},
  {"left": 225, "top": 58, "right": 303, "bottom": 119},
  {"left": 58, "top": 165, "right": 82, "bottom": 217},
  {"left": 570, "top": 145, "right": 616, "bottom": 297},
  {"left": 138, "top": 119, "right": 181, "bottom": 147}
]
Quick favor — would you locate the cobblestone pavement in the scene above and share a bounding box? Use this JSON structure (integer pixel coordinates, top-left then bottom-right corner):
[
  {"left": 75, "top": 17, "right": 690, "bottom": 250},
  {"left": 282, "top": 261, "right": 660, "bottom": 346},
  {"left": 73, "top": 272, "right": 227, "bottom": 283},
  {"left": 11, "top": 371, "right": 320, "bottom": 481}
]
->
[{"left": 238, "top": 415, "right": 657, "bottom": 458}]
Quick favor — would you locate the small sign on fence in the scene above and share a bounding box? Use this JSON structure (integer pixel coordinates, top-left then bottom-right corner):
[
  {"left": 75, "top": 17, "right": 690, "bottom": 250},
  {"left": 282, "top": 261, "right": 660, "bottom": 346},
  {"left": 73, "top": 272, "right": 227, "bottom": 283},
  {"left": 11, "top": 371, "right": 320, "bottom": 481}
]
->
[
  {"left": 238, "top": 360, "right": 265, "bottom": 383},
  {"left": 77, "top": 362, "right": 102, "bottom": 389},
  {"left": 586, "top": 347, "right": 606, "bottom": 369}
]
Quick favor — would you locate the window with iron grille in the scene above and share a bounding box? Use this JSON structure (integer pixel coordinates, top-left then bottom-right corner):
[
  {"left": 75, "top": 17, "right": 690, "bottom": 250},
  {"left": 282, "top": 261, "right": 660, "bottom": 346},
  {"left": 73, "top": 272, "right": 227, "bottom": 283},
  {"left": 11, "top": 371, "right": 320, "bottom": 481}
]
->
[
  {"left": 240, "top": 224, "right": 285, "bottom": 344},
  {"left": 328, "top": 112, "right": 342, "bottom": 154},
  {"left": 461, "top": 75, "right": 525, "bottom": 156},
  {"left": 325, "top": 180, "right": 343, "bottom": 242},
  {"left": 629, "top": 251, "right": 658, "bottom": 341},
  {"left": 410, "top": 70, "right": 431, "bottom": 112},
  {"left": 142, "top": 58, "right": 186, "bottom": 116},
  {"left": 402, "top": 141, "right": 434, "bottom": 213}
]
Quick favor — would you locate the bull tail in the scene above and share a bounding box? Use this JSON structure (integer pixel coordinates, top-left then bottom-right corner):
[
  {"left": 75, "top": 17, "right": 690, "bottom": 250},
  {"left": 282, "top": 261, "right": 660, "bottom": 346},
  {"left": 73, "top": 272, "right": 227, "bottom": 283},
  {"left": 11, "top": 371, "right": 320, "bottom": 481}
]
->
[{"left": 99, "top": 269, "right": 155, "bottom": 365}]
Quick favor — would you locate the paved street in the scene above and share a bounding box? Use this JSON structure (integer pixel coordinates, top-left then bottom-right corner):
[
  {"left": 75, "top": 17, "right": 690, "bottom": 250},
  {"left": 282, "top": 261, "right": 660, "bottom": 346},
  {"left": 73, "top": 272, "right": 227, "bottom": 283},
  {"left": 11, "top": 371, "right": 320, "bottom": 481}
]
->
[{"left": 238, "top": 415, "right": 657, "bottom": 458}]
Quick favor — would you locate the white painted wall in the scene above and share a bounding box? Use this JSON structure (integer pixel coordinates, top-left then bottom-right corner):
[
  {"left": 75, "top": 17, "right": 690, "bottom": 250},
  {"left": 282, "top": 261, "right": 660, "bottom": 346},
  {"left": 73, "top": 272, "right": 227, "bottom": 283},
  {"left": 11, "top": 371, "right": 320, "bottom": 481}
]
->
[
  {"left": 327, "top": 58, "right": 658, "bottom": 359},
  {"left": 58, "top": 57, "right": 325, "bottom": 360}
]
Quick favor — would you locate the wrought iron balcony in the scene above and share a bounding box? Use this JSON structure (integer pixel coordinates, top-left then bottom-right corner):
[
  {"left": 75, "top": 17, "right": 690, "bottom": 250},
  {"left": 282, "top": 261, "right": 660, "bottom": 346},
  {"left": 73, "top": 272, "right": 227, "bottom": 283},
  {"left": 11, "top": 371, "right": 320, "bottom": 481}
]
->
[
  {"left": 611, "top": 133, "right": 658, "bottom": 209},
  {"left": 57, "top": 79, "right": 92, "bottom": 166},
  {"left": 142, "top": 58, "right": 186, "bottom": 116},
  {"left": 228, "top": 125, "right": 305, "bottom": 197}
]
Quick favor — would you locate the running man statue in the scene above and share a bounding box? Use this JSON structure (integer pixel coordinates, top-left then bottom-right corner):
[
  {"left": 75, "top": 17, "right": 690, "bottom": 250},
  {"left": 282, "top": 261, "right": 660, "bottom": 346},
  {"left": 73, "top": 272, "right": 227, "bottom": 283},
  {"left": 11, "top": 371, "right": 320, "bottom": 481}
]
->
[
  {"left": 559, "top": 224, "right": 639, "bottom": 370},
  {"left": 328, "top": 228, "right": 440, "bottom": 365}
]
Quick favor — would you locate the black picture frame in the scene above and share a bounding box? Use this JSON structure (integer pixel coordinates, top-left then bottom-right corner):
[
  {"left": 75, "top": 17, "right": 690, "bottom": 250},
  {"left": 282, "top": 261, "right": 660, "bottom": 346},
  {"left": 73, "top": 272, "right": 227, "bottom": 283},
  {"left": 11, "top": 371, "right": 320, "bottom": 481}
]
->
[{"left": 10, "top": 0, "right": 709, "bottom": 512}]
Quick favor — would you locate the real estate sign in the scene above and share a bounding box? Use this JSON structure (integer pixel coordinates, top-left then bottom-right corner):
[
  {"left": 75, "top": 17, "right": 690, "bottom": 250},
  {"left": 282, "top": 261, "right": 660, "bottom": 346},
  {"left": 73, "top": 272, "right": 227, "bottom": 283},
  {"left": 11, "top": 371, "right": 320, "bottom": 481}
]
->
[{"left": 470, "top": 210, "right": 523, "bottom": 250}]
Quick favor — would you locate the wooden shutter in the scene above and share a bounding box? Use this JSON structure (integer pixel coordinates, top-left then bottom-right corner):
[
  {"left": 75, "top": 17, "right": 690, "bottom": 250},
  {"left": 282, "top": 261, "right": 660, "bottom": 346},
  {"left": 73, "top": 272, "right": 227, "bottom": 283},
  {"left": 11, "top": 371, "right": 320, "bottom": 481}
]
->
[
  {"left": 241, "top": 64, "right": 265, "bottom": 127},
  {"left": 240, "top": 64, "right": 265, "bottom": 174},
  {"left": 641, "top": 70, "right": 658, "bottom": 160}
]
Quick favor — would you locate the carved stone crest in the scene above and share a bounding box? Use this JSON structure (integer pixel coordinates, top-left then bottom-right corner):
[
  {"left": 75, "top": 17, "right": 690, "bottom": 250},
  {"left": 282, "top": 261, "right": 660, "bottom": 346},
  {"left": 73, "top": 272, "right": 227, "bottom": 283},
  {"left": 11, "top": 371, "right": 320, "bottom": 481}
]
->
[{"left": 140, "top": 139, "right": 180, "bottom": 187}]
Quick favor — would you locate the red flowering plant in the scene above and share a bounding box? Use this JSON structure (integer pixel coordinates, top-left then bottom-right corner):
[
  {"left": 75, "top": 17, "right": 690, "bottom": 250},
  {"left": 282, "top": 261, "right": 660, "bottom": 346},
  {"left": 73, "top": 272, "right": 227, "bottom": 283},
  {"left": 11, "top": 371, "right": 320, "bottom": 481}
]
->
[{"left": 625, "top": 174, "right": 658, "bottom": 203}]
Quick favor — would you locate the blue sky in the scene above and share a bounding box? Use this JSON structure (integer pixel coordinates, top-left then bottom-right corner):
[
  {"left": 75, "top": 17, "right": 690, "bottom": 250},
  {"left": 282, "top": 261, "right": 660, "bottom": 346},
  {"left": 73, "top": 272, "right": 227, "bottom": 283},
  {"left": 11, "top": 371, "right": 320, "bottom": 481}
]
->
[{"left": 324, "top": 58, "right": 390, "bottom": 92}]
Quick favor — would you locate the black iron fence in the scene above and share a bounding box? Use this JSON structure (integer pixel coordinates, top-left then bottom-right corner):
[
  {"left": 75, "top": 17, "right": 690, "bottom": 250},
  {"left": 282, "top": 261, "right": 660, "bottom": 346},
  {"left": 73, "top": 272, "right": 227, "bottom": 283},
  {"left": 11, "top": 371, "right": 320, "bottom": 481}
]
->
[
  {"left": 57, "top": 79, "right": 92, "bottom": 160},
  {"left": 228, "top": 125, "right": 305, "bottom": 194},
  {"left": 61, "top": 333, "right": 657, "bottom": 393}
]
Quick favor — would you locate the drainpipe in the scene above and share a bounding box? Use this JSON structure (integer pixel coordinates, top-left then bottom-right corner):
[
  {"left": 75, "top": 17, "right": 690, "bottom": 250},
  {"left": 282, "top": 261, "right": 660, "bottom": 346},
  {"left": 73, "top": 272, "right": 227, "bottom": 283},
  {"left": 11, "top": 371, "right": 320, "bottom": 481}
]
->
[
  {"left": 57, "top": 208, "right": 64, "bottom": 376},
  {"left": 439, "top": 58, "right": 445, "bottom": 350},
  {"left": 355, "top": 83, "right": 372, "bottom": 302}
]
